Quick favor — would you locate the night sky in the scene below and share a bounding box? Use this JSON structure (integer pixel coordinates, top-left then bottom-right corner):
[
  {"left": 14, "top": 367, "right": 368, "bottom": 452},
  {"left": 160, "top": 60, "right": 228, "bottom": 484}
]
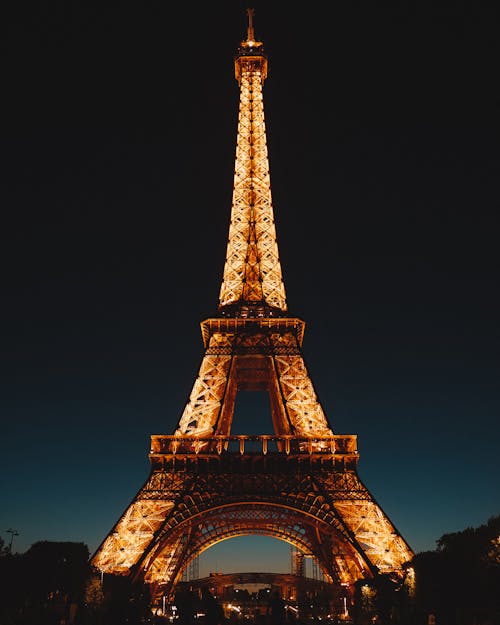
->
[{"left": 2, "top": 2, "right": 499, "bottom": 576}]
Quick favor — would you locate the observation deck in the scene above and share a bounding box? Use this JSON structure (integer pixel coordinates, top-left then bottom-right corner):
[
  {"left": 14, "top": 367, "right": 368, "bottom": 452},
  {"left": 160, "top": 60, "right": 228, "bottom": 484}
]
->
[
  {"left": 200, "top": 317, "right": 306, "bottom": 348},
  {"left": 149, "top": 434, "right": 359, "bottom": 472}
]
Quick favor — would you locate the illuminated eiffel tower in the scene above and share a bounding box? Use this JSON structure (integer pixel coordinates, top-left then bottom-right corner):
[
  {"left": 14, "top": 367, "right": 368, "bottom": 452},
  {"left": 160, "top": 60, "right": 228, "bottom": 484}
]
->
[{"left": 91, "top": 9, "right": 414, "bottom": 602}]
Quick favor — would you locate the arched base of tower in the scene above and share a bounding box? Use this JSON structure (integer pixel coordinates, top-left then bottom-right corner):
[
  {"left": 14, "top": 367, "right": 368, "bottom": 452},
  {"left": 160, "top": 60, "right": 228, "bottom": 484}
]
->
[{"left": 92, "top": 442, "right": 413, "bottom": 606}]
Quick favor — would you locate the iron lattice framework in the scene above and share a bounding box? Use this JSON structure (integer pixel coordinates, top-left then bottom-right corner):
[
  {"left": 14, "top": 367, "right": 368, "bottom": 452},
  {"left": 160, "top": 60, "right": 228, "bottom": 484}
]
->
[{"left": 91, "top": 10, "right": 414, "bottom": 602}]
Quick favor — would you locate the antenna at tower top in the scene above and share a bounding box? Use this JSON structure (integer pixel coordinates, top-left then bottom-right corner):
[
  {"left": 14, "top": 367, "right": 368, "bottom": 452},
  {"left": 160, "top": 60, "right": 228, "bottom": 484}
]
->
[
  {"left": 246, "top": 7, "right": 255, "bottom": 41},
  {"left": 236, "top": 6, "right": 266, "bottom": 81}
]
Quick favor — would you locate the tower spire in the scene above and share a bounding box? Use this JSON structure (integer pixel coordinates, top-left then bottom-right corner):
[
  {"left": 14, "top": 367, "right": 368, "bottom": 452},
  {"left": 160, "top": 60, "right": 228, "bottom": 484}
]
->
[
  {"left": 220, "top": 8, "right": 283, "bottom": 317},
  {"left": 246, "top": 7, "right": 255, "bottom": 42}
]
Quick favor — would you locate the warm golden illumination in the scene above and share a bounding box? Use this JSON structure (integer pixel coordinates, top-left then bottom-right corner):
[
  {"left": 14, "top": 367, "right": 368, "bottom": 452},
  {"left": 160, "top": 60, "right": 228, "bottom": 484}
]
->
[
  {"left": 90, "top": 10, "right": 414, "bottom": 603},
  {"left": 220, "top": 45, "right": 281, "bottom": 309}
]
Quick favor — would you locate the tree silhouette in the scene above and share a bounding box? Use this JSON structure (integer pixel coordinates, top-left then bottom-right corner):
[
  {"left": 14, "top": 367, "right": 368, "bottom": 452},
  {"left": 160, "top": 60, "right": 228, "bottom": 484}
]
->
[{"left": 412, "top": 514, "right": 500, "bottom": 625}]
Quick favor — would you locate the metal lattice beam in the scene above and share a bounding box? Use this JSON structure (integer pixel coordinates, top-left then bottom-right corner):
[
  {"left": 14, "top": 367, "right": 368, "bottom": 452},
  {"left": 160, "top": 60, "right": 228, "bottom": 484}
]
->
[{"left": 219, "top": 49, "right": 286, "bottom": 311}]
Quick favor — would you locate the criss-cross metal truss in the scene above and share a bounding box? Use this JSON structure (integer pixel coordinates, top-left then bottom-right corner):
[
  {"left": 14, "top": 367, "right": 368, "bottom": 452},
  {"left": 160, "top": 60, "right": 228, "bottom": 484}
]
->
[
  {"left": 91, "top": 10, "right": 414, "bottom": 604},
  {"left": 219, "top": 10, "right": 285, "bottom": 312}
]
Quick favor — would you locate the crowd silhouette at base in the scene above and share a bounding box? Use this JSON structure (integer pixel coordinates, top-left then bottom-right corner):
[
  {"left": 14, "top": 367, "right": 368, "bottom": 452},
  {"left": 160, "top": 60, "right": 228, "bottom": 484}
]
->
[
  {"left": 175, "top": 587, "right": 226, "bottom": 625},
  {"left": 175, "top": 587, "right": 288, "bottom": 625},
  {"left": 267, "top": 590, "right": 286, "bottom": 625}
]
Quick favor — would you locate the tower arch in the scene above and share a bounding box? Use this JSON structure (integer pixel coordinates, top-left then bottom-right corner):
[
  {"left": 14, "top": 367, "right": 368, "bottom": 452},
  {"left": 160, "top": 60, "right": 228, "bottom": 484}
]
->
[{"left": 139, "top": 501, "right": 369, "bottom": 592}]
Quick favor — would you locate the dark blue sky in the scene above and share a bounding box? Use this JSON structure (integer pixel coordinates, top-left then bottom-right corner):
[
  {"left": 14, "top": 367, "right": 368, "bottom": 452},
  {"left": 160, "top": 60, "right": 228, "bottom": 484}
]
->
[{"left": 1, "top": 2, "right": 499, "bottom": 575}]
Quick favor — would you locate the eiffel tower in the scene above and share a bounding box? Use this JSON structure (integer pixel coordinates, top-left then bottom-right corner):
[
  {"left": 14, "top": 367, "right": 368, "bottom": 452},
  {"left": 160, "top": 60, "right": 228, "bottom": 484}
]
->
[{"left": 91, "top": 8, "right": 414, "bottom": 603}]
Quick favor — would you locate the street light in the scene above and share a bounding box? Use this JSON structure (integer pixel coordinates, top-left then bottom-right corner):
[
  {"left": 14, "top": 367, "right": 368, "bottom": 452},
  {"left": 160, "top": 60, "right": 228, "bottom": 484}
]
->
[{"left": 6, "top": 528, "right": 19, "bottom": 553}]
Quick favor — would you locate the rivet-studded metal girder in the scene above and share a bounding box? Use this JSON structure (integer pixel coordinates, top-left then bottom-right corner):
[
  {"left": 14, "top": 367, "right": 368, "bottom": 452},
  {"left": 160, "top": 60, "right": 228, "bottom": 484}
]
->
[{"left": 90, "top": 12, "right": 414, "bottom": 602}]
